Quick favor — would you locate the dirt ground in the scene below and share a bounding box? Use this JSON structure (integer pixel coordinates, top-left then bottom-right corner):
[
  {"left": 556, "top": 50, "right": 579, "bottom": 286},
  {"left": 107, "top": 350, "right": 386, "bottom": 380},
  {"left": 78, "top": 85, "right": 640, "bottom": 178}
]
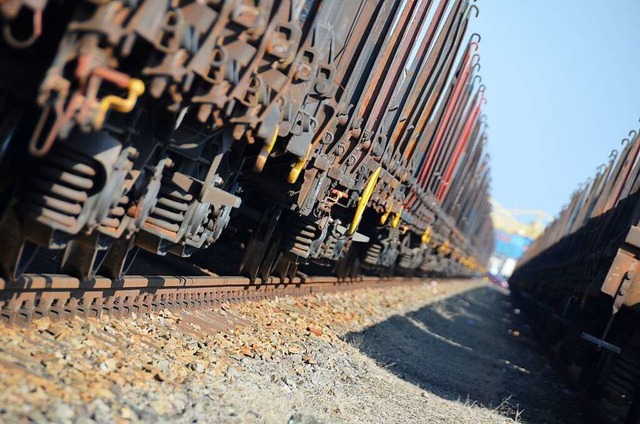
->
[{"left": 0, "top": 280, "right": 583, "bottom": 423}]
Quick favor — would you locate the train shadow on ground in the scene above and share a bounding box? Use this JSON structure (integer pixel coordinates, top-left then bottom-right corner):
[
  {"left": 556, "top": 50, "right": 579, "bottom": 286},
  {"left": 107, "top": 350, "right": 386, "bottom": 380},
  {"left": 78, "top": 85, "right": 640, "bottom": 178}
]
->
[{"left": 343, "top": 285, "right": 586, "bottom": 424}]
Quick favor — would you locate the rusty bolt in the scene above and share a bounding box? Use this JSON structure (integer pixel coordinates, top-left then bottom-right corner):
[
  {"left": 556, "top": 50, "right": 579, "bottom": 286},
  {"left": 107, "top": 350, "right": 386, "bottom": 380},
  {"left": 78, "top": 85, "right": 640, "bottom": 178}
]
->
[
  {"left": 314, "top": 81, "right": 329, "bottom": 94},
  {"left": 297, "top": 63, "right": 312, "bottom": 79}
]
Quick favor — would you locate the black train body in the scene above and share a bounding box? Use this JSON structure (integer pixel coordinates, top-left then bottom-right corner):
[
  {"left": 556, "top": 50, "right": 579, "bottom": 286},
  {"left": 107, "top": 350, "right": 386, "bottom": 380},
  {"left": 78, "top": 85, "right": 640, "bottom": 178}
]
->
[
  {"left": 510, "top": 130, "right": 640, "bottom": 422},
  {"left": 0, "top": 0, "right": 493, "bottom": 282}
]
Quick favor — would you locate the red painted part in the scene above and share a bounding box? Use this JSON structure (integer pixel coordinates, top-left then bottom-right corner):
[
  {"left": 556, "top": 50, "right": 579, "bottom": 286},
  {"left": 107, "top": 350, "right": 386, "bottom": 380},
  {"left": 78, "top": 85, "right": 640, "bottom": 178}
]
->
[
  {"left": 404, "top": 50, "right": 474, "bottom": 211},
  {"left": 436, "top": 93, "right": 484, "bottom": 201},
  {"left": 415, "top": 52, "right": 473, "bottom": 189}
]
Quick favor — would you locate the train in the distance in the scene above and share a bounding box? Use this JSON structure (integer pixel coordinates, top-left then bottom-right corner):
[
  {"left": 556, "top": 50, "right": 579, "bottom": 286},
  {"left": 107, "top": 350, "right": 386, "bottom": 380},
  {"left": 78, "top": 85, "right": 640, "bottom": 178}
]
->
[
  {"left": 510, "top": 129, "right": 640, "bottom": 423},
  {"left": 0, "top": 0, "right": 493, "bottom": 283}
]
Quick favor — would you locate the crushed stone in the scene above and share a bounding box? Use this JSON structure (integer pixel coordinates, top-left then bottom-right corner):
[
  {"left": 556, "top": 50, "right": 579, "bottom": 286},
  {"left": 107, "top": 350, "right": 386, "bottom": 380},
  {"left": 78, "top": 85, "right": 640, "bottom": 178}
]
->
[{"left": 0, "top": 279, "right": 581, "bottom": 423}]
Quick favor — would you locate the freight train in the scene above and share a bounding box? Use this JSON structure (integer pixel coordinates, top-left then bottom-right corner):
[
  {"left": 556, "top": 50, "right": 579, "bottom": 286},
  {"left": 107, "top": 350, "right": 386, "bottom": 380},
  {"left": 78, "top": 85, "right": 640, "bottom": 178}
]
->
[
  {"left": 510, "top": 129, "right": 640, "bottom": 423},
  {"left": 0, "top": 0, "right": 493, "bottom": 283}
]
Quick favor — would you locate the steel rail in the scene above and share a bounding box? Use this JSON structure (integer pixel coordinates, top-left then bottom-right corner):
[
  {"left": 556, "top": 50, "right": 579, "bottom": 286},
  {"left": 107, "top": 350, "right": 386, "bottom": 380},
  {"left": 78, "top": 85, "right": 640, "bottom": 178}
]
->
[{"left": 0, "top": 273, "right": 426, "bottom": 326}]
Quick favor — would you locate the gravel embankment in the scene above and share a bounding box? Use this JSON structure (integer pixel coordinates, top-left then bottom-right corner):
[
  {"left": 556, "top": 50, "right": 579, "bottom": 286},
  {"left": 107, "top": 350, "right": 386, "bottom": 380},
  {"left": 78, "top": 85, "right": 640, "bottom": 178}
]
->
[{"left": 0, "top": 280, "right": 582, "bottom": 423}]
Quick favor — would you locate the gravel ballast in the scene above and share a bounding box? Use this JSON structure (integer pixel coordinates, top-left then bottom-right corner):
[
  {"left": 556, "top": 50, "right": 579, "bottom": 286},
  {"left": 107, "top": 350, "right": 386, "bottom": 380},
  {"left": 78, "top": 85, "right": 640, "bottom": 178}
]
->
[{"left": 0, "top": 279, "right": 582, "bottom": 423}]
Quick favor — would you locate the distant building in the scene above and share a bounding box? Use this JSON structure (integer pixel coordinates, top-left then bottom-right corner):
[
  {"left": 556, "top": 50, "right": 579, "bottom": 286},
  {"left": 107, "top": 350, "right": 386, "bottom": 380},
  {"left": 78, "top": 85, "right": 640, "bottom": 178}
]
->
[{"left": 488, "top": 199, "right": 550, "bottom": 278}]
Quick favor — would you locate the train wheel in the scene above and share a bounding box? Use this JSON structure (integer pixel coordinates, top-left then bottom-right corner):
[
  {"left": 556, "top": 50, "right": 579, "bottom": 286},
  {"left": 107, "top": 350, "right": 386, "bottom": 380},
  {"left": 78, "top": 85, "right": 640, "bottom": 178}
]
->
[
  {"left": 346, "top": 245, "right": 363, "bottom": 279},
  {"left": 239, "top": 205, "right": 282, "bottom": 281},
  {"left": 59, "top": 233, "right": 108, "bottom": 281},
  {"left": 335, "top": 244, "right": 360, "bottom": 280},
  {"left": 273, "top": 252, "right": 299, "bottom": 281},
  {"left": 99, "top": 236, "right": 139, "bottom": 281},
  {"left": 0, "top": 208, "right": 38, "bottom": 280},
  {"left": 257, "top": 230, "right": 284, "bottom": 282}
]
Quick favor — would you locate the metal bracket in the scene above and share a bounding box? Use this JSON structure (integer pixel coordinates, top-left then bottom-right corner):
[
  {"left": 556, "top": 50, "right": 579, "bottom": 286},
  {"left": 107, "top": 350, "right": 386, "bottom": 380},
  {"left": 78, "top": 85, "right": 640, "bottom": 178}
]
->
[
  {"left": 601, "top": 226, "right": 640, "bottom": 312},
  {"left": 200, "top": 186, "right": 241, "bottom": 208},
  {"left": 581, "top": 332, "right": 621, "bottom": 354}
]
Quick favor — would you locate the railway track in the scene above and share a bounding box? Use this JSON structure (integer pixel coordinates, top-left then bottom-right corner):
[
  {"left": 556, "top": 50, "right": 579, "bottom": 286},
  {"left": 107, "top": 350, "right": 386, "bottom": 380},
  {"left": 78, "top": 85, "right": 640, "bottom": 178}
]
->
[{"left": 0, "top": 272, "right": 423, "bottom": 327}]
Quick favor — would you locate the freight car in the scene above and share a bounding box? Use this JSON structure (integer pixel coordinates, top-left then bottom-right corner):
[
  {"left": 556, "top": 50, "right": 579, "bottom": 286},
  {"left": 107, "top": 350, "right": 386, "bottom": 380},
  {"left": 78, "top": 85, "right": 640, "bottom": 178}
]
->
[
  {"left": 0, "top": 0, "right": 493, "bottom": 284},
  {"left": 510, "top": 129, "right": 640, "bottom": 423}
]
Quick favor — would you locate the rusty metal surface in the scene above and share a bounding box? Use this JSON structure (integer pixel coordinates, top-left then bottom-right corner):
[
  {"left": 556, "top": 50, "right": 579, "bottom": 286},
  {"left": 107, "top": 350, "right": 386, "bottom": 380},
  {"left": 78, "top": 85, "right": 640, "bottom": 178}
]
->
[
  {"left": 0, "top": 272, "right": 422, "bottom": 327},
  {"left": 0, "top": 1, "right": 493, "bottom": 291}
]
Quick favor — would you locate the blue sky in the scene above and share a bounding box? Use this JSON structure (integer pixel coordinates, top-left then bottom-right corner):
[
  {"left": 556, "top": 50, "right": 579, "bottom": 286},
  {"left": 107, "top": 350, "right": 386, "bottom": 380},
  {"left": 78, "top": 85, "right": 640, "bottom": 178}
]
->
[{"left": 470, "top": 1, "right": 640, "bottom": 218}]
